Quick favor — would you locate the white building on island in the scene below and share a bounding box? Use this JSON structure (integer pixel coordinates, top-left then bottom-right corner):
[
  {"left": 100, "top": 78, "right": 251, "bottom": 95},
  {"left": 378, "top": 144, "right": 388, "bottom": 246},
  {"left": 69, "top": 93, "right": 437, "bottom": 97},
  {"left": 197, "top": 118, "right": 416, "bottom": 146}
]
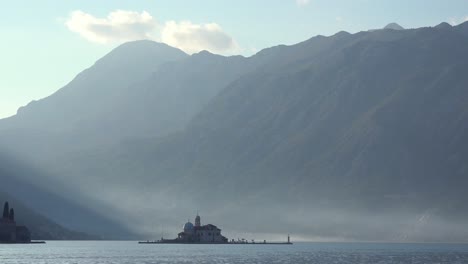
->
[{"left": 174, "top": 213, "right": 228, "bottom": 243}]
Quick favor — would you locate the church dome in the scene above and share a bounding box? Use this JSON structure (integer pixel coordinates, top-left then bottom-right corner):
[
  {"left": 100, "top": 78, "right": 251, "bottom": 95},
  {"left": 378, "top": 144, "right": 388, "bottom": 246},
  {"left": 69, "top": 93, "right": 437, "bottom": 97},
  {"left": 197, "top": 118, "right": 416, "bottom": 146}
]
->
[{"left": 183, "top": 222, "right": 194, "bottom": 233}]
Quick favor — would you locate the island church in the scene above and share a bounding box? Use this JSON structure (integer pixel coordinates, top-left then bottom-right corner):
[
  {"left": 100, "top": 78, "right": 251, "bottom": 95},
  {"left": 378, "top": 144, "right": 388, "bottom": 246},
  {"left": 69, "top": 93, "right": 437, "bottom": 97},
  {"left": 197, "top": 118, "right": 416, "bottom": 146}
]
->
[
  {"left": 0, "top": 202, "right": 31, "bottom": 243},
  {"left": 174, "top": 214, "right": 228, "bottom": 243}
]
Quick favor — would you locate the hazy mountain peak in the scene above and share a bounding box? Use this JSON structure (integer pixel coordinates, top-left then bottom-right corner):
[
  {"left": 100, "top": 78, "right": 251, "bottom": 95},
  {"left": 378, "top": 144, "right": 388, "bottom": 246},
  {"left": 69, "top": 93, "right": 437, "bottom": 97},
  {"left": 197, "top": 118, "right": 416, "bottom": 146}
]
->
[
  {"left": 192, "top": 50, "right": 218, "bottom": 59},
  {"left": 95, "top": 40, "right": 187, "bottom": 67},
  {"left": 384, "top": 23, "right": 405, "bottom": 30},
  {"left": 435, "top": 22, "right": 452, "bottom": 30},
  {"left": 0, "top": 39, "right": 189, "bottom": 134},
  {"left": 456, "top": 20, "right": 468, "bottom": 34},
  {"left": 333, "top": 31, "right": 351, "bottom": 37},
  {"left": 195, "top": 50, "right": 213, "bottom": 55},
  {"left": 114, "top": 40, "right": 184, "bottom": 53}
]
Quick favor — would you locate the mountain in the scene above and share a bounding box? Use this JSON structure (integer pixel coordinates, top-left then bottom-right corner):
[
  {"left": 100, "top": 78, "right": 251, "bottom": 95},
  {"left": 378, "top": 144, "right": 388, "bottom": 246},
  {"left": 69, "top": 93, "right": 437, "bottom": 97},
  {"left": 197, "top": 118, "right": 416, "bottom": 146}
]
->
[
  {"left": 100, "top": 50, "right": 251, "bottom": 140},
  {"left": 0, "top": 41, "right": 253, "bottom": 237},
  {"left": 457, "top": 20, "right": 468, "bottom": 37},
  {"left": 72, "top": 22, "right": 468, "bottom": 241},
  {"left": 0, "top": 42, "right": 253, "bottom": 162},
  {"left": 0, "top": 41, "right": 188, "bottom": 161},
  {"left": 384, "top": 23, "right": 405, "bottom": 30},
  {"left": 2, "top": 40, "right": 187, "bottom": 133},
  {"left": 1, "top": 22, "right": 468, "bottom": 242},
  {"left": 434, "top": 22, "right": 452, "bottom": 30}
]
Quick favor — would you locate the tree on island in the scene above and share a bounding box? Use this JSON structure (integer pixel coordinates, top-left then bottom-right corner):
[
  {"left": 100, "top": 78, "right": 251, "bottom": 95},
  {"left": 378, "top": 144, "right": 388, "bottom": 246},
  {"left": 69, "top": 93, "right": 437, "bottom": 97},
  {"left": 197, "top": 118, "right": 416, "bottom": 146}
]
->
[
  {"left": 9, "top": 208, "right": 14, "bottom": 221},
  {"left": 2, "top": 201, "right": 9, "bottom": 219}
]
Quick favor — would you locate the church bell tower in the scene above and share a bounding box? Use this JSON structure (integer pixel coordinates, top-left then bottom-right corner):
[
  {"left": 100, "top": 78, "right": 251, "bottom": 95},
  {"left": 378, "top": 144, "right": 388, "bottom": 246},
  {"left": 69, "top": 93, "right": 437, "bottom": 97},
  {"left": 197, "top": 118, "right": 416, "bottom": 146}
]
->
[{"left": 195, "top": 212, "right": 201, "bottom": 227}]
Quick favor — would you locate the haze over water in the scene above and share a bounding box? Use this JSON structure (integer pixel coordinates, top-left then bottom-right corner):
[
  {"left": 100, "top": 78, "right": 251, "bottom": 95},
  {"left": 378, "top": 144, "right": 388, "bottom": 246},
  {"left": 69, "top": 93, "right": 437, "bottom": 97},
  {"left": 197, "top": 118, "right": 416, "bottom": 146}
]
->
[{"left": 1, "top": 241, "right": 468, "bottom": 264}]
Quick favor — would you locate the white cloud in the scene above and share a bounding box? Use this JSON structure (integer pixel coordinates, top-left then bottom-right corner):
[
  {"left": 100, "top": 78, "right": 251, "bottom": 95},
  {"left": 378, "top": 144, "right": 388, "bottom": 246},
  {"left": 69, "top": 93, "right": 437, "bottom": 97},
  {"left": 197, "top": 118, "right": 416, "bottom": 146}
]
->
[
  {"left": 161, "top": 21, "right": 238, "bottom": 54},
  {"left": 66, "top": 10, "right": 157, "bottom": 44},
  {"left": 65, "top": 10, "right": 238, "bottom": 55},
  {"left": 296, "top": 0, "right": 311, "bottom": 6},
  {"left": 449, "top": 15, "right": 468, "bottom": 26}
]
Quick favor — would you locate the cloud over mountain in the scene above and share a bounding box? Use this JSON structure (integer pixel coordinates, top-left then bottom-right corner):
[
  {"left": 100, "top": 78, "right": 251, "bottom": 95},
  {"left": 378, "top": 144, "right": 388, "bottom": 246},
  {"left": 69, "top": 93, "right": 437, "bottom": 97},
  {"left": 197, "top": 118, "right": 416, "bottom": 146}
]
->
[
  {"left": 449, "top": 15, "right": 468, "bottom": 26},
  {"left": 65, "top": 10, "right": 237, "bottom": 54},
  {"left": 161, "top": 21, "right": 238, "bottom": 54},
  {"left": 66, "top": 10, "right": 157, "bottom": 44}
]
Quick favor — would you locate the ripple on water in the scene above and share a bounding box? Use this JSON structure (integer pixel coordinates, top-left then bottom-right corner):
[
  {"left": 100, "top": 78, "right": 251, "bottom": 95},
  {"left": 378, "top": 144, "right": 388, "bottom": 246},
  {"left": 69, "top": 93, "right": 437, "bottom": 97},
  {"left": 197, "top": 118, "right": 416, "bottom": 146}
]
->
[{"left": 1, "top": 241, "right": 468, "bottom": 264}]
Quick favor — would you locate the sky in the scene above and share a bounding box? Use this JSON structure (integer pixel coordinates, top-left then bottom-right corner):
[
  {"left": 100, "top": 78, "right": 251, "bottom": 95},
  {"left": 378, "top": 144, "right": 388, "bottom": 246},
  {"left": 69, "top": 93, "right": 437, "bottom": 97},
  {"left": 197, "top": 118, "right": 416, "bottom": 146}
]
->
[{"left": 0, "top": 0, "right": 467, "bottom": 119}]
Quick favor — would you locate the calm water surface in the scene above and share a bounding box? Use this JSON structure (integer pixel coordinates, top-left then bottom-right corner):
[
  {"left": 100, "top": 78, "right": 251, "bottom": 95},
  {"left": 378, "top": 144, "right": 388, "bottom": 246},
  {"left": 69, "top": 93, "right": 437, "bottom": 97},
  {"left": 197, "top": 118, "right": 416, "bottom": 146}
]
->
[{"left": 1, "top": 241, "right": 468, "bottom": 264}]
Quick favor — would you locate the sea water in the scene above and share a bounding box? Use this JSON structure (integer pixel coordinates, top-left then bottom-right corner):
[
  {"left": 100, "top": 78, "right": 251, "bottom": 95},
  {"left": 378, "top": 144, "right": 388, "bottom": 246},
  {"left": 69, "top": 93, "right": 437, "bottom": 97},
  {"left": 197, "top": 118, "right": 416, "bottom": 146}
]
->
[{"left": 1, "top": 241, "right": 468, "bottom": 264}]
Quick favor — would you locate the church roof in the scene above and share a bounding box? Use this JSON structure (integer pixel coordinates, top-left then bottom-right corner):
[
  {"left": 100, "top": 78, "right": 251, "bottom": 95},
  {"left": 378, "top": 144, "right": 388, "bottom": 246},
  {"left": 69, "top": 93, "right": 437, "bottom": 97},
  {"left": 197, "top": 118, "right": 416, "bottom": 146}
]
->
[
  {"left": 183, "top": 221, "right": 194, "bottom": 231},
  {"left": 194, "top": 224, "right": 220, "bottom": 231}
]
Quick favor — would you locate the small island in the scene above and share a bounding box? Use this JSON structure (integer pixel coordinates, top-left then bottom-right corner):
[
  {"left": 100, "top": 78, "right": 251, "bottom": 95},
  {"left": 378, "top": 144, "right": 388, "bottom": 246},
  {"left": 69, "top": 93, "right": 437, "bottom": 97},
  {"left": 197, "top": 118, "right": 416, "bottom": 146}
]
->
[
  {"left": 139, "top": 213, "right": 292, "bottom": 245},
  {"left": 0, "top": 201, "right": 44, "bottom": 244}
]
